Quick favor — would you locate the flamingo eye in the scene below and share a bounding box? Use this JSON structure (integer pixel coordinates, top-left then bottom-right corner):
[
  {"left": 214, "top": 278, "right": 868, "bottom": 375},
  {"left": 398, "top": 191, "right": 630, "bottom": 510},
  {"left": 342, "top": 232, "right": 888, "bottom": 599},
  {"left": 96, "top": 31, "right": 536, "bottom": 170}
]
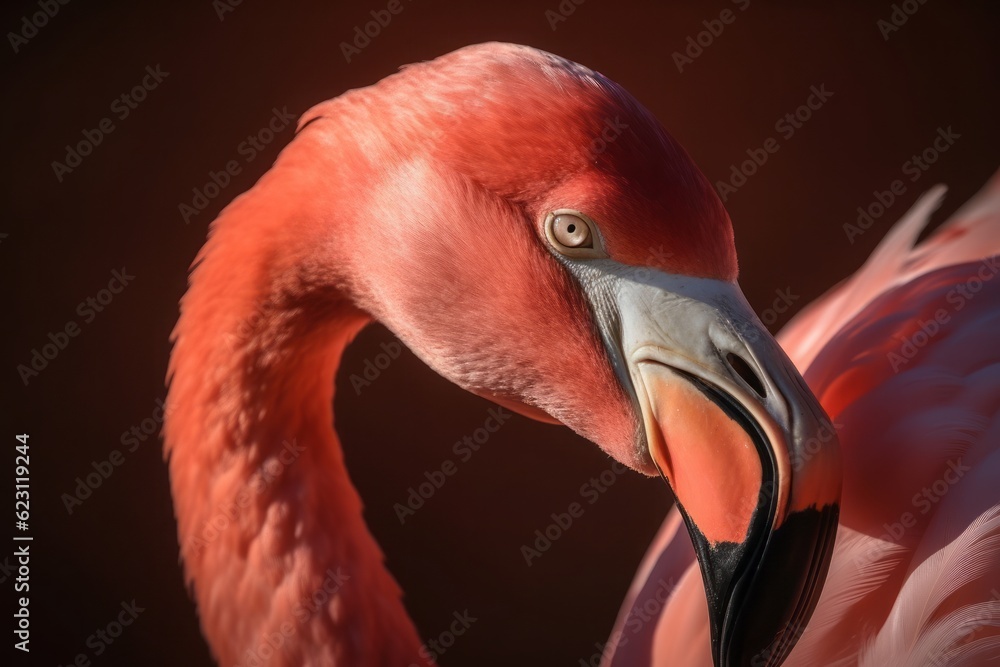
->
[
  {"left": 553, "top": 214, "right": 591, "bottom": 247},
  {"left": 545, "top": 209, "right": 606, "bottom": 258}
]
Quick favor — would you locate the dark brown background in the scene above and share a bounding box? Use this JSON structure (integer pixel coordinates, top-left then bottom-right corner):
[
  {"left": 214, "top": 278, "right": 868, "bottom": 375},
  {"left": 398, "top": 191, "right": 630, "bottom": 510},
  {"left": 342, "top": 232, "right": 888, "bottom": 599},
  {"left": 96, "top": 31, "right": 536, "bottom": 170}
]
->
[{"left": 3, "top": 0, "right": 998, "bottom": 665}]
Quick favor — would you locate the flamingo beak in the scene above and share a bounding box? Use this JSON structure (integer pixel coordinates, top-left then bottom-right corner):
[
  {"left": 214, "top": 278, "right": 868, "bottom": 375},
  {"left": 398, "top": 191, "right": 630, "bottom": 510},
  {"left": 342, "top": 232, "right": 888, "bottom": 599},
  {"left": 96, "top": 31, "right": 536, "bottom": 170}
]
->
[{"left": 609, "top": 271, "right": 842, "bottom": 667}]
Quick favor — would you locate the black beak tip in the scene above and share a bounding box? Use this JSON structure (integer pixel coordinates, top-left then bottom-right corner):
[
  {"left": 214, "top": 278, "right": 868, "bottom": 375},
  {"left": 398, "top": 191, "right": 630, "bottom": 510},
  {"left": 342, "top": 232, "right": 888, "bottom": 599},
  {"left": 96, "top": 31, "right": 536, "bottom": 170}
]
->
[
  {"left": 720, "top": 503, "right": 840, "bottom": 667},
  {"left": 681, "top": 502, "right": 840, "bottom": 667}
]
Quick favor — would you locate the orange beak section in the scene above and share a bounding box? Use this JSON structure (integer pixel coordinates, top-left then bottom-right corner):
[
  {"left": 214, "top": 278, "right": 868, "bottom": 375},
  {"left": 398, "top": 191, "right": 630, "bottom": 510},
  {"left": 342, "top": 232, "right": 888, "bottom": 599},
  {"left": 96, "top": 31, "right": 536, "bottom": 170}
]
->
[{"left": 640, "top": 361, "right": 763, "bottom": 547}]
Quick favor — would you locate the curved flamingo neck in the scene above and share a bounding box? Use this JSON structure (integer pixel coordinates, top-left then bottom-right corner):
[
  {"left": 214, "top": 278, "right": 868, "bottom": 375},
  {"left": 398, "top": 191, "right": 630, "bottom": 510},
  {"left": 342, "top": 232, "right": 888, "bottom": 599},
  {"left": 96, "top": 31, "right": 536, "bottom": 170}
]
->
[{"left": 164, "top": 138, "right": 430, "bottom": 666}]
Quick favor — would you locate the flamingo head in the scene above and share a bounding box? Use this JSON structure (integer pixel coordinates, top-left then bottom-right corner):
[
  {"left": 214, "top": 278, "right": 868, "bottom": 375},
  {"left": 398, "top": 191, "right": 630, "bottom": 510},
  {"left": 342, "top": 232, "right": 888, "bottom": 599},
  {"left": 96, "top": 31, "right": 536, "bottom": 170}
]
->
[{"left": 315, "top": 43, "right": 841, "bottom": 666}]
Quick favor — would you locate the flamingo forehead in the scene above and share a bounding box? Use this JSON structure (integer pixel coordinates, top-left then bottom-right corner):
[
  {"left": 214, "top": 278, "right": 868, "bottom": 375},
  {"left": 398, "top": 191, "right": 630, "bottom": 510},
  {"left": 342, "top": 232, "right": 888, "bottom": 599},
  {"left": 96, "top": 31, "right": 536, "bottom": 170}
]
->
[{"left": 350, "top": 42, "right": 738, "bottom": 281}]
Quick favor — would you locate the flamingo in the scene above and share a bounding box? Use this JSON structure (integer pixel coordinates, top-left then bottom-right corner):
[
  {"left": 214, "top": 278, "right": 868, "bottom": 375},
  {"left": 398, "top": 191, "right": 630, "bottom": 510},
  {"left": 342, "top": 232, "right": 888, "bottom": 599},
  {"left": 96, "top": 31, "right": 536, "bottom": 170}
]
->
[{"left": 164, "top": 42, "right": 1000, "bottom": 666}]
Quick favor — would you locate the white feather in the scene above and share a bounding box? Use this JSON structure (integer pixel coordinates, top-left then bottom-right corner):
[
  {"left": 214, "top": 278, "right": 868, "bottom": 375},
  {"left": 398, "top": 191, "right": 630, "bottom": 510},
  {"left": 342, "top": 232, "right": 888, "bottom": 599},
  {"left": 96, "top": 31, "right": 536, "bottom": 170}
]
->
[{"left": 860, "top": 506, "right": 1000, "bottom": 666}]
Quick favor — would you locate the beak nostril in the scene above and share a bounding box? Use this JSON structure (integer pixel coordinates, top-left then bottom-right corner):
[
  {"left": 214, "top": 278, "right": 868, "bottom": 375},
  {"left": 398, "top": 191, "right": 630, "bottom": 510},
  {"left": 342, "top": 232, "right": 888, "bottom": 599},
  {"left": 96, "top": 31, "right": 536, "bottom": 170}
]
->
[{"left": 727, "top": 352, "right": 766, "bottom": 399}]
